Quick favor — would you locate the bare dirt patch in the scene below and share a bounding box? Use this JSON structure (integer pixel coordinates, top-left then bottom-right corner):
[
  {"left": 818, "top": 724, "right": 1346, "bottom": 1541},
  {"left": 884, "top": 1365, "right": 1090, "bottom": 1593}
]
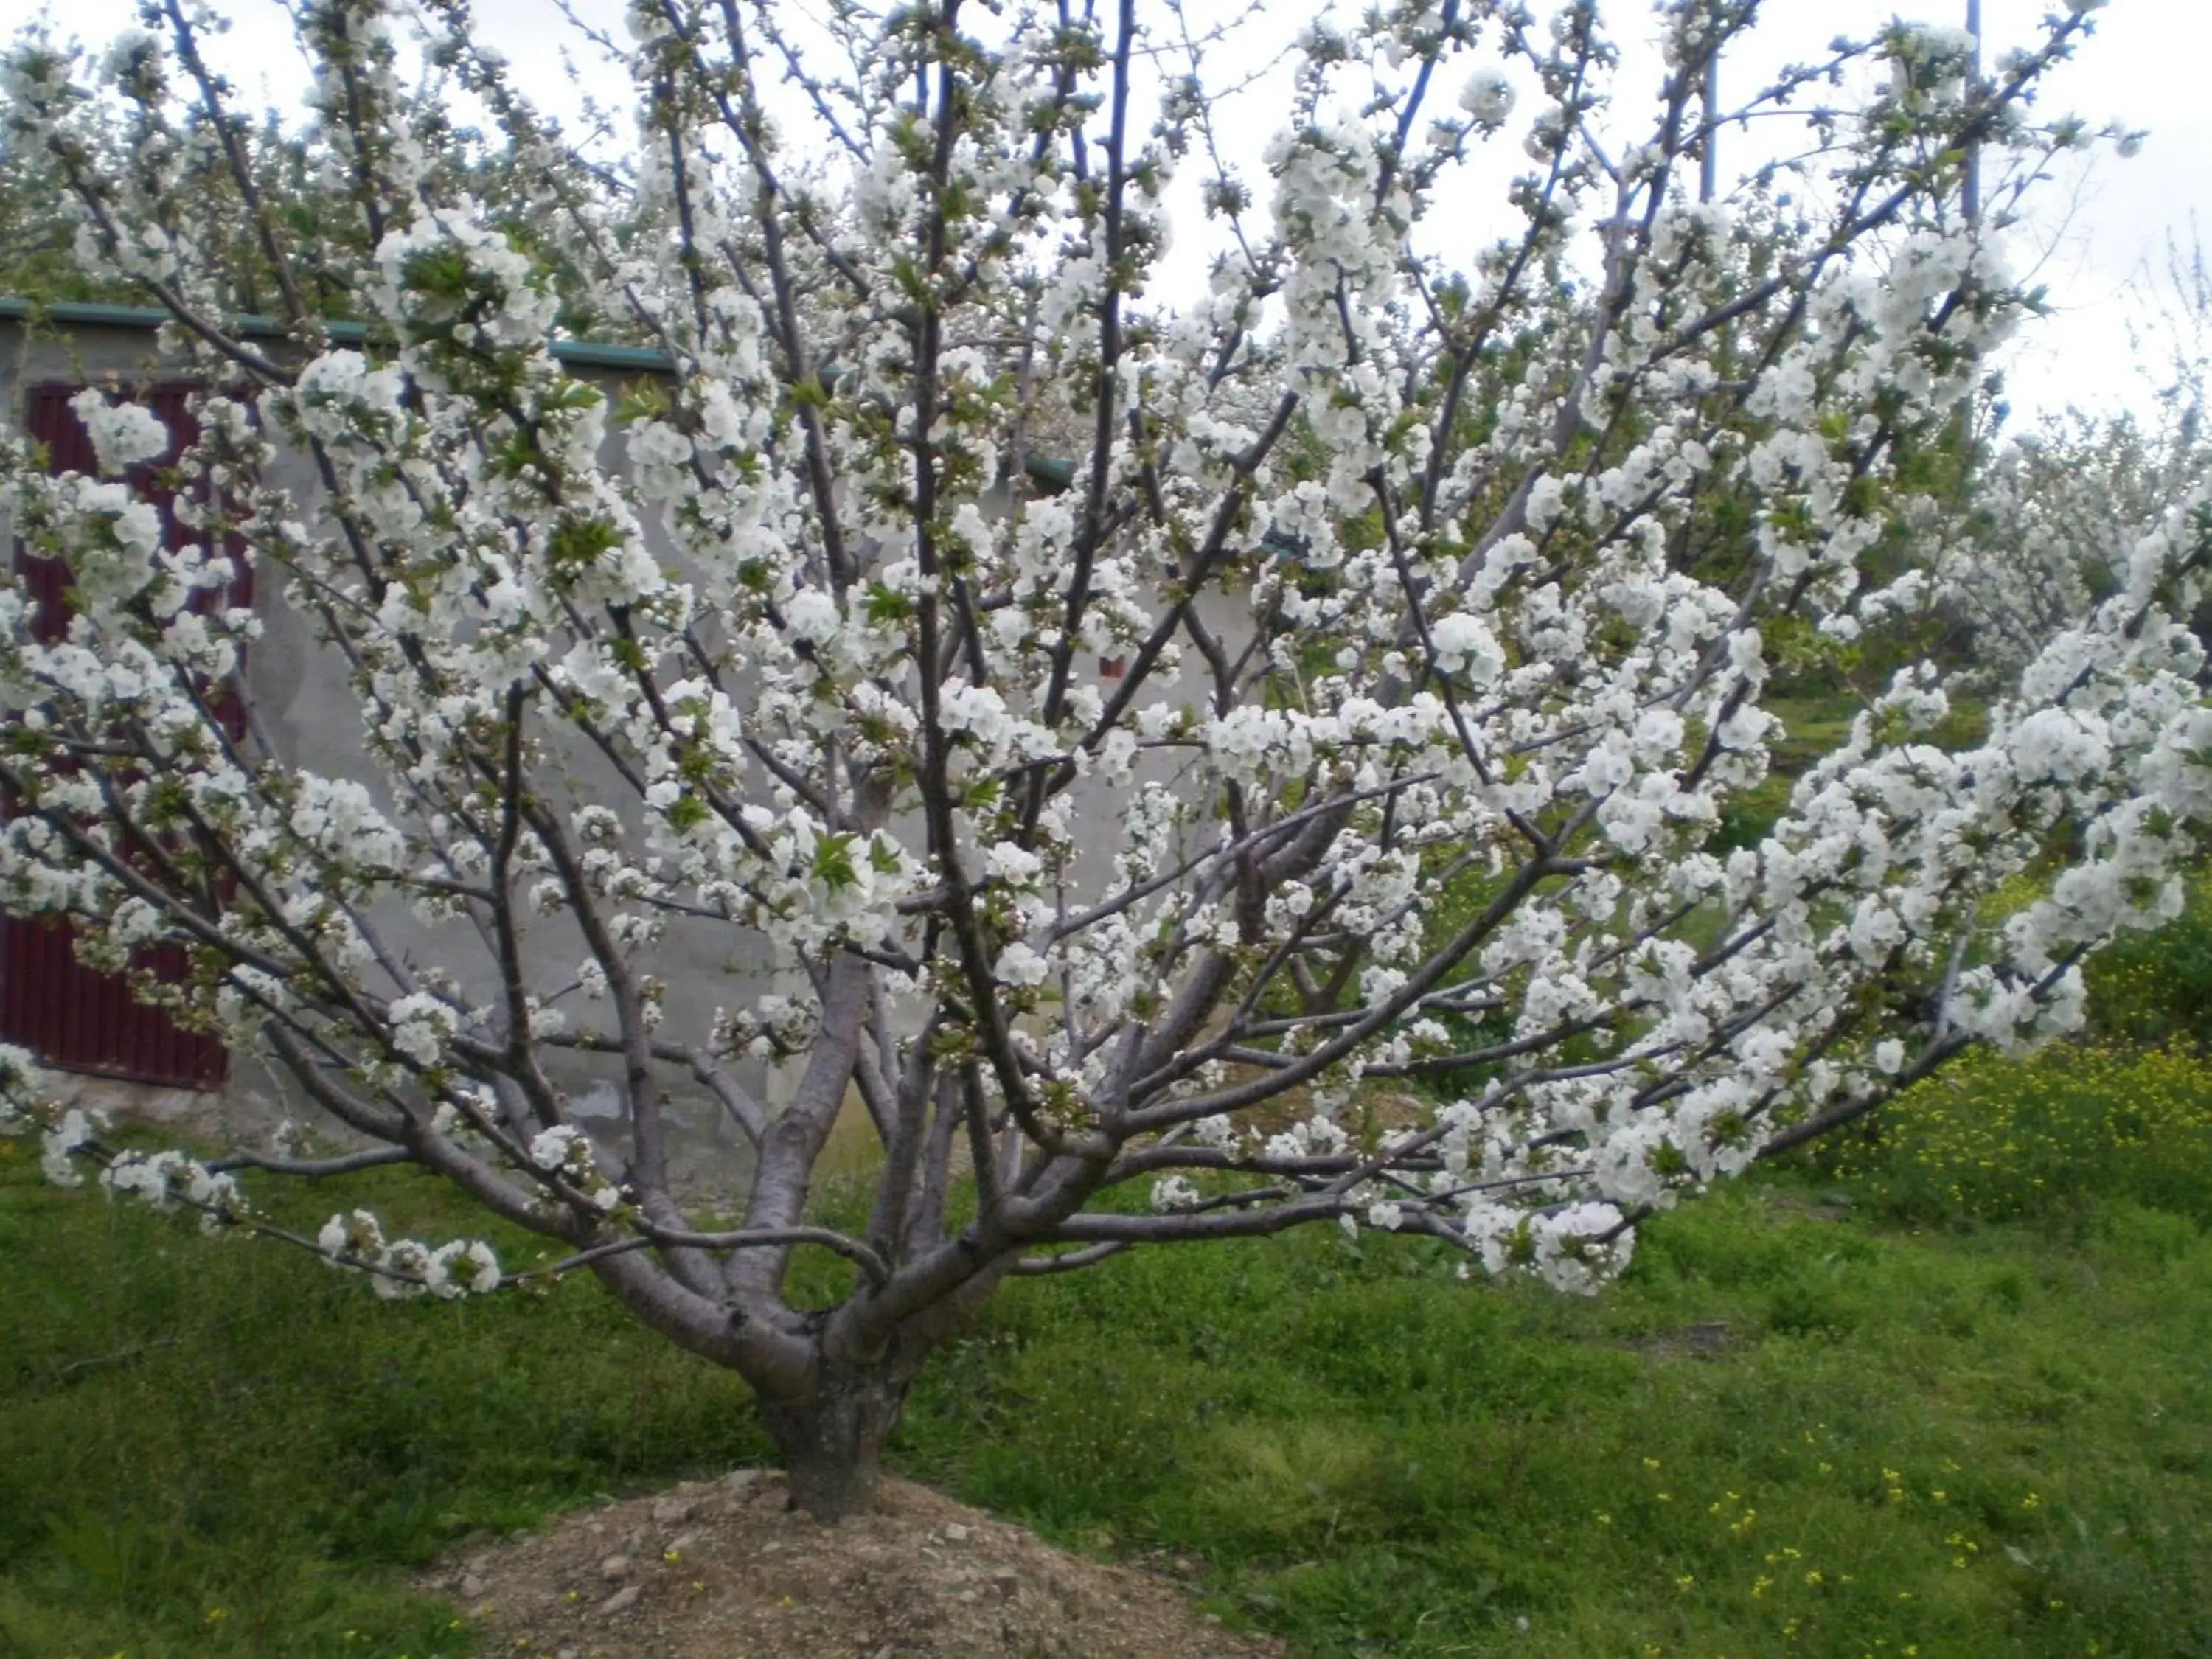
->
[
  {"left": 420, "top": 1469, "right": 1281, "bottom": 1659},
  {"left": 1634, "top": 1320, "right": 1736, "bottom": 1360},
  {"left": 1761, "top": 1190, "right": 1855, "bottom": 1224}
]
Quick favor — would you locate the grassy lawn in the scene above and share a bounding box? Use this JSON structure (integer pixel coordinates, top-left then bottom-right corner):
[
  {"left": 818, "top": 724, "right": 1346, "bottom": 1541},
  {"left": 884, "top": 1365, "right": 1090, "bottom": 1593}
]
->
[
  {"left": 0, "top": 1147, "right": 765, "bottom": 1659},
  {"left": 4, "top": 1127, "right": 2210, "bottom": 1658},
  {"left": 905, "top": 1183, "right": 2212, "bottom": 1658}
]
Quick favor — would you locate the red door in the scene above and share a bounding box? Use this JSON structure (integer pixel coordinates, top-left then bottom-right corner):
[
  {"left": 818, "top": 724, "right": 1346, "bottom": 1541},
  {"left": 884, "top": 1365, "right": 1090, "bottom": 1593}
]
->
[{"left": 1, "top": 384, "right": 247, "bottom": 1088}]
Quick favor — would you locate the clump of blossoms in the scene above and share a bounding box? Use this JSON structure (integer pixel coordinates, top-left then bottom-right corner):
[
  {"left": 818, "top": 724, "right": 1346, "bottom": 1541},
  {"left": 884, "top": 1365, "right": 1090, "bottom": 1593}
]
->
[
  {"left": 0, "top": 0, "right": 2199, "bottom": 1519},
  {"left": 316, "top": 1208, "right": 504, "bottom": 1300},
  {"left": 3, "top": 1044, "right": 507, "bottom": 1284}
]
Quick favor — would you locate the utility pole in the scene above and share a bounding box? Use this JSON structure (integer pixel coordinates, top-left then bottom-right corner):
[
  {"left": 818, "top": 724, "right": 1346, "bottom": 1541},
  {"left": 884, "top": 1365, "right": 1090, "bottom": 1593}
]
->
[
  {"left": 1963, "top": 0, "right": 1982, "bottom": 226},
  {"left": 1958, "top": 0, "right": 1986, "bottom": 507},
  {"left": 1700, "top": 3, "right": 1719, "bottom": 204}
]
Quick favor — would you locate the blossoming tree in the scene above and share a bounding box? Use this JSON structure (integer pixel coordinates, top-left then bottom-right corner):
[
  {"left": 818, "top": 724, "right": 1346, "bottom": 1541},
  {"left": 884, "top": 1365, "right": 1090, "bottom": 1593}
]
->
[{"left": 3, "top": 0, "right": 2206, "bottom": 1517}]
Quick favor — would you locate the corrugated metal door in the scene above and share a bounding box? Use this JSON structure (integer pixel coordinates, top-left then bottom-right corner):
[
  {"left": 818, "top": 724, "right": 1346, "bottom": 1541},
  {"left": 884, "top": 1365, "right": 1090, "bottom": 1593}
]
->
[{"left": 1, "top": 384, "right": 247, "bottom": 1088}]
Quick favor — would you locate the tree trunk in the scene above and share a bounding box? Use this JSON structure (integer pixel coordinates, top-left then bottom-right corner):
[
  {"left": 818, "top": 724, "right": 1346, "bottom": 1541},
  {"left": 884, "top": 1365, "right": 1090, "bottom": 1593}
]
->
[{"left": 759, "top": 1363, "right": 910, "bottom": 1522}]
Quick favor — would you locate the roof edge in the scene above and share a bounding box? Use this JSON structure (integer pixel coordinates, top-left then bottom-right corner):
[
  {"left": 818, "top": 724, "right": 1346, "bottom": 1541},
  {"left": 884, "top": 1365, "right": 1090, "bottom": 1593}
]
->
[{"left": 0, "top": 296, "right": 664, "bottom": 372}]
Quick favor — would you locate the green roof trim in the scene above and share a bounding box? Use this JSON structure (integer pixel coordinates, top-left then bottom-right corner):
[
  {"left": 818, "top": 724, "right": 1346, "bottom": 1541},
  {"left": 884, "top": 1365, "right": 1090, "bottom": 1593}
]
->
[
  {"left": 2, "top": 296, "right": 1076, "bottom": 484},
  {"left": 1, "top": 297, "right": 237, "bottom": 333},
  {"left": 552, "top": 338, "right": 675, "bottom": 371},
  {"left": 1023, "top": 453, "right": 1077, "bottom": 493}
]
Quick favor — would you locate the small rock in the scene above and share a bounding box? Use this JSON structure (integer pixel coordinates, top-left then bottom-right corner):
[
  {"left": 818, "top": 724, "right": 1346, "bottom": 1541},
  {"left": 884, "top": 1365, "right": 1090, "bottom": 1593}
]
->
[
  {"left": 558, "top": 1649, "right": 580, "bottom": 1659},
  {"left": 459, "top": 1573, "right": 487, "bottom": 1599},
  {"left": 944, "top": 1523, "right": 971, "bottom": 1543},
  {"left": 650, "top": 1496, "right": 695, "bottom": 1526},
  {"left": 724, "top": 1468, "right": 763, "bottom": 1495},
  {"left": 599, "top": 1584, "right": 642, "bottom": 1617},
  {"left": 599, "top": 1554, "right": 633, "bottom": 1582},
  {"left": 667, "top": 1529, "right": 700, "bottom": 1554}
]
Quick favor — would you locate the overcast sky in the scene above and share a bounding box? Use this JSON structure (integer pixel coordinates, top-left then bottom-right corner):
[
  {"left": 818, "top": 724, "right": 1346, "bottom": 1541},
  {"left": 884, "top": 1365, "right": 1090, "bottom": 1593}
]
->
[{"left": 35, "top": 0, "right": 2211, "bottom": 421}]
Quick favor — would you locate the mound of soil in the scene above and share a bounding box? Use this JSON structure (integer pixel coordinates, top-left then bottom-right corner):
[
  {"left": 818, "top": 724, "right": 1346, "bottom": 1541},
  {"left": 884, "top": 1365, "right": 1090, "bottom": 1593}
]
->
[{"left": 420, "top": 1468, "right": 1281, "bottom": 1658}]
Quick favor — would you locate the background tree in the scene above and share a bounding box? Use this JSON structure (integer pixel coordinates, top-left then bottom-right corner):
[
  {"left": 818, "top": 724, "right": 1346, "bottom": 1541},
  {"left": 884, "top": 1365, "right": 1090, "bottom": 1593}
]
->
[
  {"left": 2, "top": 0, "right": 2205, "bottom": 1520},
  {"left": 0, "top": 5, "right": 621, "bottom": 324},
  {"left": 1921, "top": 232, "right": 2212, "bottom": 678}
]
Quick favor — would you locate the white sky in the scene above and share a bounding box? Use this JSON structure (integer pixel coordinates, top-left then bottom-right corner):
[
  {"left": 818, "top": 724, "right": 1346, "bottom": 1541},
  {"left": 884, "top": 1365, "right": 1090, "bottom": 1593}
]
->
[{"left": 29, "top": 0, "right": 2212, "bottom": 421}]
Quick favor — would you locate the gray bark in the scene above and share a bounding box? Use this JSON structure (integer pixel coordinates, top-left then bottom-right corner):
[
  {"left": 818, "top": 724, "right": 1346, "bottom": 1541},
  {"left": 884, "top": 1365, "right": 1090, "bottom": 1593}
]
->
[{"left": 757, "top": 1359, "right": 912, "bottom": 1522}]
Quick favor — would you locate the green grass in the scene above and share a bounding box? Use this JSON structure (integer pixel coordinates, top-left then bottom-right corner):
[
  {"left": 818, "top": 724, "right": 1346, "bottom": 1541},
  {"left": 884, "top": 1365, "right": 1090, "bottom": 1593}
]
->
[
  {"left": 0, "top": 1148, "right": 765, "bottom": 1659},
  {"left": 900, "top": 1184, "right": 2212, "bottom": 1658},
  {"left": 5, "top": 1130, "right": 2211, "bottom": 1658}
]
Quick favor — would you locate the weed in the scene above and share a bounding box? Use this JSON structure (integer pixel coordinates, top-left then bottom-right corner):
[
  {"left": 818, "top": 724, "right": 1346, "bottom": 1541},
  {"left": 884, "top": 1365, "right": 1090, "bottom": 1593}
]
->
[{"left": 1807, "top": 1043, "right": 2212, "bottom": 1228}]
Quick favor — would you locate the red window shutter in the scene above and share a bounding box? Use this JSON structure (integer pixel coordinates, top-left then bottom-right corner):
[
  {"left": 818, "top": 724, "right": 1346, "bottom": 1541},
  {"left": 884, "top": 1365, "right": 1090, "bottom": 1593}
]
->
[{"left": 1, "top": 383, "right": 240, "bottom": 1088}]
